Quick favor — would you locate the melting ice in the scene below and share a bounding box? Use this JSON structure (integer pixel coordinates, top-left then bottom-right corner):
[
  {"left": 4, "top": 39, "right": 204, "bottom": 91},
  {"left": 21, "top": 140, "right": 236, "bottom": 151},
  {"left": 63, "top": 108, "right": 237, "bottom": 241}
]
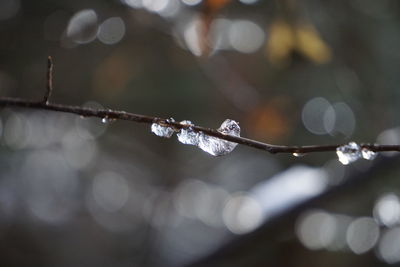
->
[
  {"left": 151, "top": 118, "right": 175, "bottom": 138},
  {"left": 336, "top": 142, "right": 361, "bottom": 165},
  {"left": 153, "top": 118, "right": 240, "bottom": 156},
  {"left": 198, "top": 119, "right": 240, "bottom": 156},
  {"left": 177, "top": 120, "right": 200, "bottom": 146},
  {"left": 361, "top": 148, "right": 377, "bottom": 160}
]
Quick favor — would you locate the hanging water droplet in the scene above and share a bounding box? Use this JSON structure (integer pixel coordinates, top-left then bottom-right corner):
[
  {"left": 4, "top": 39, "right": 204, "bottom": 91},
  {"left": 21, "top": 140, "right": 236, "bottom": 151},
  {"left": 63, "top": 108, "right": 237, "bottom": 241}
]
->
[
  {"left": 198, "top": 119, "right": 240, "bottom": 156},
  {"left": 101, "top": 116, "right": 117, "bottom": 123},
  {"left": 151, "top": 118, "right": 175, "bottom": 138},
  {"left": 336, "top": 142, "right": 361, "bottom": 165},
  {"left": 361, "top": 148, "right": 377, "bottom": 160},
  {"left": 293, "top": 152, "right": 306, "bottom": 157},
  {"left": 101, "top": 116, "right": 116, "bottom": 124},
  {"left": 177, "top": 120, "right": 200, "bottom": 146}
]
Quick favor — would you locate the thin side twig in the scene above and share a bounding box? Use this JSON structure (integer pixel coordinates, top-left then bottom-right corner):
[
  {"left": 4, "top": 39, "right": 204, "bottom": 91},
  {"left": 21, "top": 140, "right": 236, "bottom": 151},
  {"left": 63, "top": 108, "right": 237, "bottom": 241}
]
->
[
  {"left": 43, "top": 56, "right": 53, "bottom": 104},
  {"left": 1, "top": 57, "right": 400, "bottom": 155}
]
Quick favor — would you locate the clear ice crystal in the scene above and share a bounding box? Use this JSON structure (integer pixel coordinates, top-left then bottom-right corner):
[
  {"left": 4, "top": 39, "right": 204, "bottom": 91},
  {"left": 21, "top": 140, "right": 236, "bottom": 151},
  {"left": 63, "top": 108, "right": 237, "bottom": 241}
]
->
[
  {"left": 361, "top": 148, "right": 377, "bottom": 160},
  {"left": 177, "top": 120, "right": 200, "bottom": 146},
  {"left": 336, "top": 142, "right": 361, "bottom": 165},
  {"left": 198, "top": 119, "right": 240, "bottom": 156},
  {"left": 151, "top": 118, "right": 175, "bottom": 138}
]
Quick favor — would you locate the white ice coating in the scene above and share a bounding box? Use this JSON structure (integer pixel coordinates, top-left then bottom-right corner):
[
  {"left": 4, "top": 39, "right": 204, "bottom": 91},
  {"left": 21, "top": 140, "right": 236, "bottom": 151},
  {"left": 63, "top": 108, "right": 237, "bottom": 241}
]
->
[
  {"left": 336, "top": 142, "right": 362, "bottom": 165},
  {"left": 177, "top": 120, "right": 200, "bottom": 146},
  {"left": 198, "top": 119, "right": 240, "bottom": 156},
  {"left": 361, "top": 148, "right": 377, "bottom": 160},
  {"left": 152, "top": 118, "right": 240, "bottom": 156},
  {"left": 151, "top": 118, "right": 175, "bottom": 138}
]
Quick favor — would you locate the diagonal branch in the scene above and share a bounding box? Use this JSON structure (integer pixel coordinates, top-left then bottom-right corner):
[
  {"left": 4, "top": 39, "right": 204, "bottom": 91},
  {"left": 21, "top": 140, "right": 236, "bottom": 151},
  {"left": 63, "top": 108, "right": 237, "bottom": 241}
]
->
[{"left": 0, "top": 57, "right": 399, "bottom": 155}]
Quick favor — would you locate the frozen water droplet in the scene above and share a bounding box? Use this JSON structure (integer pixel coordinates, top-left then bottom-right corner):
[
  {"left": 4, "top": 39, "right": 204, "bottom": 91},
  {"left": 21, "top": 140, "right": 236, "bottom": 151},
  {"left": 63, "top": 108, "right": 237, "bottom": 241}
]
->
[
  {"left": 177, "top": 120, "right": 200, "bottom": 146},
  {"left": 293, "top": 152, "right": 306, "bottom": 157},
  {"left": 217, "top": 119, "right": 241, "bottom": 136},
  {"left": 361, "top": 148, "right": 377, "bottom": 160},
  {"left": 151, "top": 119, "right": 175, "bottom": 138},
  {"left": 336, "top": 142, "right": 361, "bottom": 165},
  {"left": 101, "top": 116, "right": 116, "bottom": 124},
  {"left": 198, "top": 119, "right": 240, "bottom": 156}
]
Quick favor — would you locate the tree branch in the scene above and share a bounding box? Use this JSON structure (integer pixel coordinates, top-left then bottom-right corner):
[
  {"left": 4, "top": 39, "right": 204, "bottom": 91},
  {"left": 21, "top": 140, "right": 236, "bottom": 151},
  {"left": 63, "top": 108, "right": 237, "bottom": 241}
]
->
[{"left": 0, "top": 57, "right": 399, "bottom": 155}]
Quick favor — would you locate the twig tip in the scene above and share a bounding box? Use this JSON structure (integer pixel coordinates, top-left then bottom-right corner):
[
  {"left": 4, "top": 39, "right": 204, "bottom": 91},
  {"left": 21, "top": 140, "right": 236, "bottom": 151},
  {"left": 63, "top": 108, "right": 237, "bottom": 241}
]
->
[{"left": 43, "top": 55, "right": 54, "bottom": 104}]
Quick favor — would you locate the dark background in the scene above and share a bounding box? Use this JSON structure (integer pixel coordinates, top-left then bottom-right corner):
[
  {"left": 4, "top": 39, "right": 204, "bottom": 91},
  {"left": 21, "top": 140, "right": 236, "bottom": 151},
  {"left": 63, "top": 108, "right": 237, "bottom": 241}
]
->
[{"left": 1, "top": 0, "right": 400, "bottom": 266}]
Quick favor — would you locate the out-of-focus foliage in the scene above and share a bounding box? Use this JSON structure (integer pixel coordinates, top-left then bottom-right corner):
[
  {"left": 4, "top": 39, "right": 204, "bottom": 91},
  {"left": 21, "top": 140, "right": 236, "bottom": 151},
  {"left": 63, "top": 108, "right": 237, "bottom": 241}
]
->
[
  {"left": 266, "top": 18, "right": 331, "bottom": 65},
  {"left": 1, "top": 0, "right": 400, "bottom": 266}
]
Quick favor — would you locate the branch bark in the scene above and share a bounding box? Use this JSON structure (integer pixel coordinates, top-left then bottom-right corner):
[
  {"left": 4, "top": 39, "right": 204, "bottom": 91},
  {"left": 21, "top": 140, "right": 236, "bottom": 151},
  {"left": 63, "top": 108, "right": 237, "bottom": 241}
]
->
[{"left": 0, "top": 57, "right": 399, "bottom": 155}]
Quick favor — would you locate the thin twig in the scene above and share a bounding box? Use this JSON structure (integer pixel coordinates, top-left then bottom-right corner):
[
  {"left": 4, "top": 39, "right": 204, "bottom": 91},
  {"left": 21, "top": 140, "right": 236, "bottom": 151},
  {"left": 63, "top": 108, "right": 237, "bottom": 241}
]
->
[
  {"left": 43, "top": 56, "right": 53, "bottom": 104},
  {"left": 0, "top": 96, "right": 399, "bottom": 154},
  {"left": 0, "top": 57, "right": 399, "bottom": 155}
]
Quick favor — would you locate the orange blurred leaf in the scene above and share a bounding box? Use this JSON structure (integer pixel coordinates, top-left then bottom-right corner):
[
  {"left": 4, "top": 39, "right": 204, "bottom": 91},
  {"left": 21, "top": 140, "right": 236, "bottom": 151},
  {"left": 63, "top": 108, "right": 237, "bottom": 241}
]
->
[
  {"left": 204, "top": 0, "right": 231, "bottom": 13},
  {"left": 246, "top": 99, "right": 292, "bottom": 141},
  {"left": 195, "top": 0, "right": 232, "bottom": 57},
  {"left": 93, "top": 49, "right": 137, "bottom": 98}
]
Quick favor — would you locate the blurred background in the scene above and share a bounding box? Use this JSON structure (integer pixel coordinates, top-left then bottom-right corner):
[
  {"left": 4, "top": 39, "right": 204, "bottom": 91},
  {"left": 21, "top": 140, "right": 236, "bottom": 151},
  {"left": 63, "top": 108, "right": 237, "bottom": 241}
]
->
[{"left": 1, "top": 0, "right": 400, "bottom": 266}]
